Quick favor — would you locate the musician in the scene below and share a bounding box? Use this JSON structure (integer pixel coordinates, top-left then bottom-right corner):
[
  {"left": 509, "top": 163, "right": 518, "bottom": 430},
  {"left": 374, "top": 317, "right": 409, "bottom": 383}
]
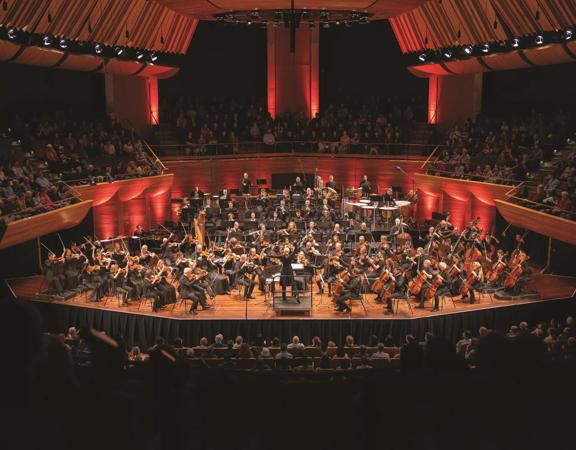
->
[
  {"left": 150, "top": 260, "right": 177, "bottom": 306},
  {"left": 292, "top": 176, "right": 304, "bottom": 195},
  {"left": 191, "top": 186, "right": 204, "bottom": 200},
  {"left": 334, "top": 268, "right": 362, "bottom": 313},
  {"left": 143, "top": 269, "right": 162, "bottom": 312},
  {"left": 63, "top": 248, "right": 85, "bottom": 290},
  {"left": 276, "top": 199, "right": 289, "bottom": 222},
  {"left": 462, "top": 261, "right": 483, "bottom": 304},
  {"left": 109, "top": 263, "right": 132, "bottom": 306},
  {"left": 302, "top": 199, "right": 314, "bottom": 219},
  {"left": 326, "top": 175, "right": 337, "bottom": 191},
  {"left": 179, "top": 267, "right": 201, "bottom": 314},
  {"left": 359, "top": 175, "right": 371, "bottom": 198},
  {"left": 44, "top": 252, "right": 66, "bottom": 294},
  {"left": 438, "top": 220, "right": 454, "bottom": 239},
  {"left": 416, "top": 259, "right": 435, "bottom": 308},
  {"left": 127, "top": 258, "right": 145, "bottom": 300},
  {"left": 384, "top": 266, "right": 407, "bottom": 314},
  {"left": 383, "top": 188, "right": 396, "bottom": 206},
  {"left": 241, "top": 172, "right": 251, "bottom": 195},
  {"left": 134, "top": 224, "right": 144, "bottom": 237},
  {"left": 235, "top": 255, "right": 257, "bottom": 301}
]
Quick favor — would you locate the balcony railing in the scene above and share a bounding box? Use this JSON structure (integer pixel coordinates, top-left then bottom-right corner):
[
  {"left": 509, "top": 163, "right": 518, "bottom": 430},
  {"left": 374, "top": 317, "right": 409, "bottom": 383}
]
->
[{"left": 151, "top": 140, "right": 439, "bottom": 158}]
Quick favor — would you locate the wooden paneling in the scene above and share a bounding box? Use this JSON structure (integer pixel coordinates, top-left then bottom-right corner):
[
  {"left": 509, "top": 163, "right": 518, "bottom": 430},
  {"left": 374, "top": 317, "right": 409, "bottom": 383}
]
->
[
  {"left": 0, "top": 201, "right": 92, "bottom": 250},
  {"left": 415, "top": 173, "right": 512, "bottom": 206},
  {"left": 75, "top": 174, "right": 173, "bottom": 206},
  {"left": 0, "top": 0, "right": 198, "bottom": 54},
  {"left": 164, "top": 154, "right": 425, "bottom": 198},
  {"left": 495, "top": 200, "right": 576, "bottom": 246}
]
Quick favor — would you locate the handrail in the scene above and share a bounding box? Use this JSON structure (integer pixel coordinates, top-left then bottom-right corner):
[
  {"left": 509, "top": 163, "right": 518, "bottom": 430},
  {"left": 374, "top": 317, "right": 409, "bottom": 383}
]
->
[
  {"left": 507, "top": 195, "right": 576, "bottom": 220},
  {"left": 142, "top": 138, "right": 167, "bottom": 171},
  {"left": 0, "top": 196, "right": 78, "bottom": 221},
  {"left": 63, "top": 172, "right": 166, "bottom": 186},
  {"left": 152, "top": 140, "right": 440, "bottom": 149},
  {"left": 420, "top": 144, "right": 441, "bottom": 170},
  {"left": 420, "top": 167, "right": 524, "bottom": 185}
]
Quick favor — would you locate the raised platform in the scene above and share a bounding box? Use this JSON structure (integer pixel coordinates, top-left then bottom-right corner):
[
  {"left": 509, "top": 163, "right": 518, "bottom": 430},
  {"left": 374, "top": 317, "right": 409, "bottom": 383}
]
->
[{"left": 7, "top": 273, "right": 576, "bottom": 347}]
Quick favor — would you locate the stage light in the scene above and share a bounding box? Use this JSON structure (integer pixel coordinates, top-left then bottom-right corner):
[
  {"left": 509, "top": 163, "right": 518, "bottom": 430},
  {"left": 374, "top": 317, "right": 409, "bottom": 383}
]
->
[
  {"left": 534, "top": 34, "right": 544, "bottom": 45},
  {"left": 463, "top": 45, "right": 473, "bottom": 55},
  {"left": 114, "top": 46, "right": 124, "bottom": 56},
  {"left": 511, "top": 38, "right": 520, "bottom": 48},
  {"left": 418, "top": 53, "right": 427, "bottom": 62},
  {"left": 42, "top": 35, "right": 52, "bottom": 46},
  {"left": 443, "top": 49, "right": 453, "bottom": 58},
  {"left": 320, "top": 10, "right": 329, "bottom": 20},
  {"left": 481, "top": 43, "right": 490, "bottom": 53},
  {"left": 563, "top": 29, "right": 573, "bottom": 41},
  {"left": 58, "top": 38, "right": 68, "bottom": 49},
  {"left": 322, "top": 22, "right": 330, "bottom": 29},
  {"left": 94, "top": 43, "right": 103, "bottom": 54},
  {"left": 149, "top": 53, "right": 158, "bottom": 62},
  {"left": 7, "top": 28, "right": 17, "bottom": 40},
  {"left": 136, "top": 51, "right": 144, "bottom": 60}
]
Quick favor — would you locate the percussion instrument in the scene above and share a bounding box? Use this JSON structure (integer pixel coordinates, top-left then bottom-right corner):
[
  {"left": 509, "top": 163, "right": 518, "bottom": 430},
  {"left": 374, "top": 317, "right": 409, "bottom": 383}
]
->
[
  {"left": 323, "top": 187, "right": 339, "bottom": 201},
  {"left": 394, "top": 200, "right": 412, "bottom": 217}
]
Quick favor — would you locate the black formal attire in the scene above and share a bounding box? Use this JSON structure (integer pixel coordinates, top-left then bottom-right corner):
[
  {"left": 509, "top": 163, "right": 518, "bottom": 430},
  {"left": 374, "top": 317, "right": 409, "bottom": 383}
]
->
[
  {"left": 241, "top": 178, "right": 251, "bottom": 195},
  {"left": 279, "top": 251, "right": 297, "bottom": 302},
  {"left": 360, "top": 180, "right": 371, "bottom": 197},
  {"left": 179, "top": 275, "right": 201, "bottom": 313},
  {"left": 44, "top": 259, "right": 66, "bottom": 293},
  {"left": 335, "top": 275, "right": 362, "bottom": 312}
]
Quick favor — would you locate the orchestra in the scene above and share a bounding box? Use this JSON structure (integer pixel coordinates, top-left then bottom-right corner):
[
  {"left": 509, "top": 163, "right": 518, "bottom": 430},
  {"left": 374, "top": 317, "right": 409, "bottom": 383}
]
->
[{"left": 42, "top": 172, "right": 532, "bottom": 315}]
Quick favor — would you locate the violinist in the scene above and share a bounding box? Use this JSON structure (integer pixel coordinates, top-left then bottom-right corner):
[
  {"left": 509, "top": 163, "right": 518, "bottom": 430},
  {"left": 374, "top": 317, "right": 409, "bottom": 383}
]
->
[
  {"left": 143, "top": 269, "right": 163, "bottom": 312},
  {"left": 235, "top": 254, "right": 257, "bottom": 301},
  {"left": 109, "top": 263, "right": 132, "bottom": 306},
  {"left": 89, "top": 250, "right": 112, "bottom": 302},
  {"left": 334, "top": 268, "right": 362, "bottom": 313},
  {"left": 127, "top": 258, "right": 145, "bottom": 300},
  {"left": 63, "top": 248, "right": 85, "bottom": 290},
  {"left": 44, "top": 252, "right": 66, "bottom": 294},
  {"left": 179, "top": 267, "right": 201, "bottom": 314},
  {"left": 150, "top": 260, "right": 177, "bottom": 306}
]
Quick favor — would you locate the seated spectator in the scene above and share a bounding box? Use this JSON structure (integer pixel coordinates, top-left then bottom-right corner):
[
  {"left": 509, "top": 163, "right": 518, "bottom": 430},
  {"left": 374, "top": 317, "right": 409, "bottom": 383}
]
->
[
  {"left": 275, "top": 343, "right": 293, "bottom": 359},
  {"left": 371, "top": 343, "right": 391, "bottom": 361}
]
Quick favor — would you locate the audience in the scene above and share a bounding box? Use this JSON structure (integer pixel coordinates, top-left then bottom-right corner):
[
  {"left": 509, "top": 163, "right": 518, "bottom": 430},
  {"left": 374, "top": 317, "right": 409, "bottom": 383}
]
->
[
  {"left": 160, "top": 97, "right": 425, "bottom": 155},
  {"left": 0, "top": 112, "right": 164, "bottom": 223}
]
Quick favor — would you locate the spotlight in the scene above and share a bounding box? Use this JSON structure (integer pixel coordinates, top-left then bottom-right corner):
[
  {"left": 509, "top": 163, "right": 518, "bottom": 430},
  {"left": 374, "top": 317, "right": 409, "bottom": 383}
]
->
[
  {"left": 562, "top": 29, "right": 574, "bottom": 41},
  {"left": 136, "top": 51, "right": 145, "bottom": 60},
  {"left": 534, "top": 34, "right": 544, "bottom": 45},
  {"left": 511, "top": 37, "right": 520, "bottom": 48},
  {"left": 149, "top": 53, "right": 158, "bottom": 62},
  {"left": 58, "top": 38, "right": 68, "bottom": 49},
  {"left": 322, "top": 22, "right": 330, "bottom": 29},
  {"left": 481, "top": 43, "right": 490, "bottom": 53},
  {"left": 443, "top": 49, "right": 453, "bottom": 58},
  {"left": 114, "top": 46, "right": 124, "bottom": 56},
  {"left": 247, "top": 21, "right": 252, "bottom": 26},
  {"left": 94, "top": 43, "right": 103, "bottom": 54},
  {"left": 418, "top": 53, "right": 427, "bottom": 62},
  {"left": 42, "top": 35, "right": 52, "bottom": 46},
  {"left": 7, "top": 28, "right": 17, "bottom": 40},
  {"left": 463, "top": 45, "right": 473, "bottom": 55}
]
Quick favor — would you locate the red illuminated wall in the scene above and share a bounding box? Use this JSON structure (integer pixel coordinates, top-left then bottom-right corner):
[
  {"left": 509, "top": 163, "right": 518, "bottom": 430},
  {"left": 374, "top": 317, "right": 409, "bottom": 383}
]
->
[
  {"left": 165, "top": 154, "right": 424, "bottom": 200},
  {"left": 76, "top": 175, "right": 173, "bottom": 239},
  {"left": 267, "top": 25, "right": 319, "bottom": 119},
  {"left": 105, "top": 74, "right": 159, "bottom": 132},
  {"left": 414, "top": 174, "right": 507, "bottom": 234},
  {"left": 428, "top": 74, "right": 483, "bottom": 126}
]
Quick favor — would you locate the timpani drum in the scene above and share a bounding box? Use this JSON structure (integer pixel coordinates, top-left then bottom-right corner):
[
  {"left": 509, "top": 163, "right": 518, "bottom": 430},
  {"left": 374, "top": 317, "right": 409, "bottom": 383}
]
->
[{"left": 395, "top": 200, "right": 412, "bottom": 217}]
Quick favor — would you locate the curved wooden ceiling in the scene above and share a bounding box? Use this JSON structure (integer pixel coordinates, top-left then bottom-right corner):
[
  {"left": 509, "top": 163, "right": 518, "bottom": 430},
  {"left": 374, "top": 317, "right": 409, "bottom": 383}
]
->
[
  {"left": 390, "top": 0, "right": 576, "bottom": 54},
  {"left": 0, "top": 0, "right": 197, "bottom": 54},
  {"left": 158, "top": 0, "right": 427, "bottom": 20}
]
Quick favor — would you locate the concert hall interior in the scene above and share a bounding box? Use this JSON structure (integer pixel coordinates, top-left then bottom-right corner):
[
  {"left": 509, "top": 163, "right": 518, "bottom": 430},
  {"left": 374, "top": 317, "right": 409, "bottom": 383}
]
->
[{"left": 2, "top": 1, "right": 576, "bottom": 449}]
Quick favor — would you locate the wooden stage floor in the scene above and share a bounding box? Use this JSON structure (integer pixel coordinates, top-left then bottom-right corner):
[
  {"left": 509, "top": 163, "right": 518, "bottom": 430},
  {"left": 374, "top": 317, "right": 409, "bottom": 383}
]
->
[{"left": 7, "top": 273, "right": 576, "bottom": 321}]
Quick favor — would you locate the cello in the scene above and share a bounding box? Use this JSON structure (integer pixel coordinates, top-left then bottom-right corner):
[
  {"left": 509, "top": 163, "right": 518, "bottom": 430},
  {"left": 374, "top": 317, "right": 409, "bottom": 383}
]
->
[
  {"left": 503, "top": 252, "right": 529, "bottom": 289},
  {"left": 424, "top": 275, "right": 444, "bottom": 301},
  {"left": 408, "top": 271, "right": 428, "bottom": 296},
  {"left": 332, "top": 268, "right": 350, "bottom": 303}
]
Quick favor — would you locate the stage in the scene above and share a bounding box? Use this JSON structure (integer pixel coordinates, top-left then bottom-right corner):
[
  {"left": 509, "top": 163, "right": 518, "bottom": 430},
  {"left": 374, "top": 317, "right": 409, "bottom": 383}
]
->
[{"left": 7, "top": 273, "right": 576, "bottom": 347}]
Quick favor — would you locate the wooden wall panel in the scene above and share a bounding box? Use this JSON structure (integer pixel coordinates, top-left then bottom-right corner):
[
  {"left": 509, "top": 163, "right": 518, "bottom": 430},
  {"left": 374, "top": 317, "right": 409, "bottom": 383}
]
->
[
  {"left": 164, "top": 154, "right": 426, "bottom": 198},
  {"left": 495, "top": 200, "right": 576, "bottom": 245},
  {"left": 0, "top": 200, "right": 92, "bottom": 250}
]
